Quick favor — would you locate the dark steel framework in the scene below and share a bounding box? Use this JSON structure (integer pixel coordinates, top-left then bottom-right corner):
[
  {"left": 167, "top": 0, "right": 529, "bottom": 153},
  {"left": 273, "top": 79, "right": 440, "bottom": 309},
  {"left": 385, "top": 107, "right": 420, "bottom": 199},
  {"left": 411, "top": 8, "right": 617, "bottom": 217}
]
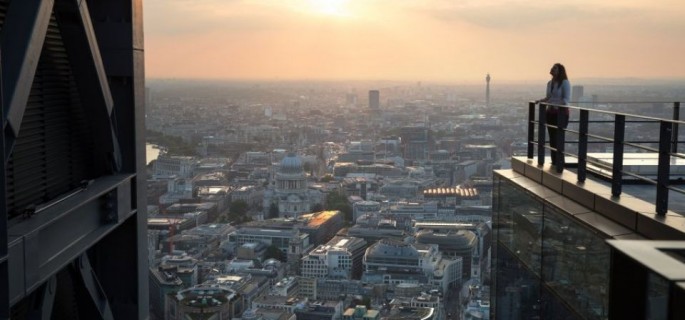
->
[
  {"left": 0, "top": 0, "right": 147, "bottom": 319},
  {"left": 607, "top": 240, "right": 685, "bottom": 320}
]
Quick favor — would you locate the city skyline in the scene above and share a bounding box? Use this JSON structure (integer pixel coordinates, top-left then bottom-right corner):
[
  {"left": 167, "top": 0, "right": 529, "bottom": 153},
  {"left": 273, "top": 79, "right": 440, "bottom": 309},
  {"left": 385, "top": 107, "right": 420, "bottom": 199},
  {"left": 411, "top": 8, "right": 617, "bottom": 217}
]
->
[{"left": 144, "top": 0, "right": 685, "bottom": 82}]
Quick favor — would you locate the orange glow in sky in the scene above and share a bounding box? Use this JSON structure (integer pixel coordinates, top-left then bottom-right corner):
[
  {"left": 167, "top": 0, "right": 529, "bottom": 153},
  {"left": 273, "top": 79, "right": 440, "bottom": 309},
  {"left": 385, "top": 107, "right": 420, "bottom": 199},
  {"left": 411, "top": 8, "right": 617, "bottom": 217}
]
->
[
  {"left": 306, "top": 0, "right": 351, "bottom": 16},
  {"left": 143, "top": 0, "right": 685, "bottom": 82}
]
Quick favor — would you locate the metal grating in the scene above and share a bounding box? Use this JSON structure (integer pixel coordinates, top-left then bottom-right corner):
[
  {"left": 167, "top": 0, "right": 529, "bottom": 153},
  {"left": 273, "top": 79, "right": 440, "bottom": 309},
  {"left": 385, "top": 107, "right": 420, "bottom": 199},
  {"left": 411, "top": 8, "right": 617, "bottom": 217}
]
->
[{"left": 5, "top": 12, "right": 96, "bottom": 219}]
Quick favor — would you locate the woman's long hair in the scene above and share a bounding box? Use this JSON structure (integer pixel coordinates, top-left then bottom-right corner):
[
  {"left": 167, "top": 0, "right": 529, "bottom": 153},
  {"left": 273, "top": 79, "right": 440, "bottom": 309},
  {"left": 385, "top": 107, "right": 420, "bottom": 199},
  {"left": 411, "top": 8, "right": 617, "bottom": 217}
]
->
[{"left": 552, "top": 63, "right": 568, "bottom": 88}]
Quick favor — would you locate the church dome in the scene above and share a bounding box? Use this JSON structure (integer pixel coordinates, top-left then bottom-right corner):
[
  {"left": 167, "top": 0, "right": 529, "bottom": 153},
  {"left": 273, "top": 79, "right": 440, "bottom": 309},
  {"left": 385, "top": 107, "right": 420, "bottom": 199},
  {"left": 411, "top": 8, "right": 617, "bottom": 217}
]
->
[{"left": 279, "top": 153, "right": 304, "bottom": 174}]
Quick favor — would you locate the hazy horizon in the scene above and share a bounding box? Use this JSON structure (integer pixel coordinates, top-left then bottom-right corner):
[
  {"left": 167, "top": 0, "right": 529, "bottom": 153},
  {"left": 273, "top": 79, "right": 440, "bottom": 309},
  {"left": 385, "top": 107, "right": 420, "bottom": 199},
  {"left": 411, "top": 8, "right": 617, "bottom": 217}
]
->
[
  {"left": 145, "top": 76, "right": 685, "bottom": 87},
  {"left": 144, "top": 0, "right": 685, "bottom": 82}
]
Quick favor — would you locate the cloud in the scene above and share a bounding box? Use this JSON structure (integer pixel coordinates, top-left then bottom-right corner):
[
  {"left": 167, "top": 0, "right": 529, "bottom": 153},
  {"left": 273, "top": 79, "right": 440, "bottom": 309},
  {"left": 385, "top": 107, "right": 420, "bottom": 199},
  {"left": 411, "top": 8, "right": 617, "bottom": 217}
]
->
[
  {"left": 143, "top": 0, "right": 685, "bottom": 80},
  {"left": 425, "top": 3, "right": 637, "bottom": 29},
  {"left": 144, "top": 0, "right": 290, "bottom": 36}
]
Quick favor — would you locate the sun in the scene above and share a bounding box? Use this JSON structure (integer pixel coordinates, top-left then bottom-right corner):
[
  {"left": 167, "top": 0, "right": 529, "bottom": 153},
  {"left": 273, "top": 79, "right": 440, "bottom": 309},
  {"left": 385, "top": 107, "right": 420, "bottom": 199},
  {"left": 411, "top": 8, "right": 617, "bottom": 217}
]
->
[{"left": 308, "top": 0, "right": 350, "bottom": 17}]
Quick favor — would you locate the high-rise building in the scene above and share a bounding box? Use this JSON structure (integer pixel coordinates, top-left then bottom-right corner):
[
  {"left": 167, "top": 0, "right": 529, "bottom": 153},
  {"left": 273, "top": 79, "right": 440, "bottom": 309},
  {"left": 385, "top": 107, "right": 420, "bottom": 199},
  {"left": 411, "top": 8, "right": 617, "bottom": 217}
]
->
[
  {"left": 369, "top": 90, "right": 380, "bottom": 110},
  {"left": 486, "top": 73, "right": 491, "bottom": 107},
  {"left": 0, "top": 0, "right": 147, "bottom": 318},
  {"left": 572, "top": 85, "right": 584, "bottom": 103},
  {"left": 346, "top": 93, "right": 358, "bottom": 106},
  {"left": 401, "top": 126, "right": 432, "bottom": 162},
  {"left": 490, "top": 104, "right": 685, "bottom": 319}
]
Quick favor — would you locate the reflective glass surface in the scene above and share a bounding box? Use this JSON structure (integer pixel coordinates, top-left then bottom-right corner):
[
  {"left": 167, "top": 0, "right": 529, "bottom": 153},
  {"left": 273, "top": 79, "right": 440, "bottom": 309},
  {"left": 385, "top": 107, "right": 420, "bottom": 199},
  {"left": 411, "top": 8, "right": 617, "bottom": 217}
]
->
[
  {"left": 541, "top": 286, "right": 578, "bottom": 320},
  {"left": 542, "top": 207, "right": 609, "bottom": 319},
  {"left": 493, "top": 176, "right": 612, "bottom": 320},
  {"left": 496, "top": 177, "right": 543, "bottom": 275},
  {"left": 494, "top": 244, "right": 541, "bottom": 320},
  {"left": 646, "top": 272, "right": 668, "bottom": 320}
]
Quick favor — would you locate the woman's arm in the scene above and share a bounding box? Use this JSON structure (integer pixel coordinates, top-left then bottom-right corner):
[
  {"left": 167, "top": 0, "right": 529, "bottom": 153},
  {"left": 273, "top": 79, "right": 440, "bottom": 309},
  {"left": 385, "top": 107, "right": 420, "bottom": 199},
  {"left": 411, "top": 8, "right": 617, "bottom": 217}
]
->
[
  {"left": 562, "top": 80, "right": 571, "bottom": 105},
  {"left": 536, "top": 81, "right": 552, "bottom": 103}
]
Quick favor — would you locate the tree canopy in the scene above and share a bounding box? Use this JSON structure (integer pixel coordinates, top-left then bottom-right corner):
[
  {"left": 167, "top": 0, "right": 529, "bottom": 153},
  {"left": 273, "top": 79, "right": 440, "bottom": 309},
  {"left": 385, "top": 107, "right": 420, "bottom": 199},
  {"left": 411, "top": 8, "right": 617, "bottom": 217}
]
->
[
  {"left": 147, "top": 130, "right": 197, "bottom": 156},
  {"left": 264, "top": 245, "right": 286, "bottom": 262},
  {"left": 229, "top": 200, "right": 251, "bottom": 223},
  {"left": 268, "top": 203, "right": 279, "bottom": 219},
  {"left": 310, "top": 203, "right": 323, "bottom": 213},
  {"left": 326, "top": 192, "right": 352, "bottom": 222},
  {"left": 319, "top": 174, "right": 334, "bottom": 183}
]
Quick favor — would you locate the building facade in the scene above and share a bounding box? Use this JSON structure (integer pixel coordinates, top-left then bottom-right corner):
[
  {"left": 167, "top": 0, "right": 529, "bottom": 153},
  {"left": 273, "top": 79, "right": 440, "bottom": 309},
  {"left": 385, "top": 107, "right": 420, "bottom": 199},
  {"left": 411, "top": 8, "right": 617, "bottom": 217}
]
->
[
  {"left": 362, "top": 239, "right": 461, "bottom": 294},
  {"left": 228, "top": 227, "right": 311, "bottom": 254},
  {"left": 149, "top": 267, "right": 184, "bottom": 320},
  {"left": 353, "top": 201, "right": 381, "bottom": 221},
  {"left": 0, "top": 0, "right": 148, "bottom": 318},
  {"left": 369, "top": 90, "right": 380, "bottom": 110},
  {"left": 153, "top": 155, "right": 197, "bottom": 179},
  {"left": 401, "top": 126, "right": 432, "bottom": 162},
  {"left": 301, "top": 236, "right": 368, "bottom": 280}
]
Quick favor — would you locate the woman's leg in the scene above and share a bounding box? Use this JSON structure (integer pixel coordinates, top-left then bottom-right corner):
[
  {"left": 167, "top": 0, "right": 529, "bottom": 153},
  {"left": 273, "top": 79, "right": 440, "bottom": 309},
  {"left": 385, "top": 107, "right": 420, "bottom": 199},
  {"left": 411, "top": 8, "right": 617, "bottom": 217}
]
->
[
  {"left": 556, "top": 112, "right": 569, "bottom": 170},
  {"left": 546, "top": 111, "right": 558, "bottom": 164}
]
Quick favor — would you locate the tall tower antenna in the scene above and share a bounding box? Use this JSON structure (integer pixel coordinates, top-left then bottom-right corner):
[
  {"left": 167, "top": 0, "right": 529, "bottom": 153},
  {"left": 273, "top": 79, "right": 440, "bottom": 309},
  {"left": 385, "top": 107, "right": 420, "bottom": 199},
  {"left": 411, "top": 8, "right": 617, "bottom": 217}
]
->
[{"left": 486, "top": 73, "right": 491, "bottom": 107}]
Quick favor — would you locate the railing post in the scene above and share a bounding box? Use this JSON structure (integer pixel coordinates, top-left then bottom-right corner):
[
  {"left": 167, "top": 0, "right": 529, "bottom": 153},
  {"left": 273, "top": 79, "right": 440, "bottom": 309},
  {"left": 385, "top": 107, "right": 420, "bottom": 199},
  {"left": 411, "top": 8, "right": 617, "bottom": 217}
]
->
[
  {"left": 555, "top": 107, "right": 567, "bottom": 173},
  {"left": 656, "top": 120, "right": 672, "bottom": 215},
  {"left": 537, "top": 103, "right": 546, "bottom": 166},
  {"left": 612, "top": 115, "right": 625, "bottom": 197},
  {"left": 578, "top": 109, "right": 589, "bottom": 182},
  {"left": 528, "top": 102, "right": 535, "bottom": 159},
  {"left": 673, "top": 102, "right": 680, "bottom": 154}
]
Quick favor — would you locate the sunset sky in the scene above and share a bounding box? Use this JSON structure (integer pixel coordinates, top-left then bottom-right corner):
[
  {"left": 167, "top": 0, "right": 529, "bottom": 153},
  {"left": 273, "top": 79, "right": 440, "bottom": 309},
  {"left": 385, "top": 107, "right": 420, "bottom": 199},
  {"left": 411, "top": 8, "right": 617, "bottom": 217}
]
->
[{"left": 143, "top": 0, "right": 685, "bottom": 82}]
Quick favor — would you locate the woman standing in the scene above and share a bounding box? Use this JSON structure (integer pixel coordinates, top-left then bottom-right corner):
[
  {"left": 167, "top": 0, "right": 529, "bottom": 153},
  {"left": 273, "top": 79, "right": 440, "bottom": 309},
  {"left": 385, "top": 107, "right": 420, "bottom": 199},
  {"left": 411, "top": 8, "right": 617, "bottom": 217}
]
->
[{"left": 537, "top": 63, "right": 570, "bottom": 170}]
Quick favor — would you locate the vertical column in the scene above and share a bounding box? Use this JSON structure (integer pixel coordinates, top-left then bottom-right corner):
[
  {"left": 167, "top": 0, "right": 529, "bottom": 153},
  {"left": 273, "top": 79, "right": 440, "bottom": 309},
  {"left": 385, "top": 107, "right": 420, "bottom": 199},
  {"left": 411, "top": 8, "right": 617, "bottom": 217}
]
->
[
  {"left": 528, "top": 102, "right": 535, "bottom": 159},
  {"left": 0, "top": 47, "right": 9, "bottom": 320},
  {"left": 555, "top": 107, "right": 567, "bottom": 173},
  {"left": 611, "top": 115, "right": 625, "bottom": 197},
  {"left": 671, "top": 283, "right": 685, "bottom": 320},
  {"left": 577, "top": 109, "right": 589, "bottom": 182},
  {"left": 608, "top": 247, "right": 647, "bottom": 319},
  {"left": 656, "top": 121, "right": 672, "bottom": 215},
  {"left": 537, "top": 104, "right": 546, "bottom": 166},
  {"left": 673, "top": 102, "right": 680, "bottom": 154},
  {"left": 84, "top": 0, "right": 148, "bottom": 318}
]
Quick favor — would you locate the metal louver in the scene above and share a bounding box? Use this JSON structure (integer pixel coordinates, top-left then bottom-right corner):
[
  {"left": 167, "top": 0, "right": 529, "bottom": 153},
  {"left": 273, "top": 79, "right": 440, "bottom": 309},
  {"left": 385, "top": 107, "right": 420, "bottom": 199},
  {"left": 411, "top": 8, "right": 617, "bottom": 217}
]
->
[{"left": 5, "top": 12, "right": 96, "bottom": 219}]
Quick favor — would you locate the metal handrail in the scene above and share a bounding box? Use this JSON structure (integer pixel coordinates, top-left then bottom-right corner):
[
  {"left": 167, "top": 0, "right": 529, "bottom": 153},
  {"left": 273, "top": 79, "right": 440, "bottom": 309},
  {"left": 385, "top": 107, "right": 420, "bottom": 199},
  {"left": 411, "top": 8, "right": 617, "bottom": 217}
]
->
[
  {"left": 527, "top": 101, "right": 683, "bottom": 215},
  {"left": 571, "top": 101, "right": 681, "bottom": 104},
  {"left": 546, "top": 102, "right": 685, "bottom": 124}
]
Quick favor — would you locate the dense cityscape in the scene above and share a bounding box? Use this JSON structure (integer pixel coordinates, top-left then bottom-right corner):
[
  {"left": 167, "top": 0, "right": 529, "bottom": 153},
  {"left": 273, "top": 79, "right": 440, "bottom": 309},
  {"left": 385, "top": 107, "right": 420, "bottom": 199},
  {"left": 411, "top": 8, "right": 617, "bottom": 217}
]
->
[
  {"left": 143, "top": 79, "right": 685, "bottom": 320},
  {"left": 4, "top": 1, "right": 685, "bottom": 319}
]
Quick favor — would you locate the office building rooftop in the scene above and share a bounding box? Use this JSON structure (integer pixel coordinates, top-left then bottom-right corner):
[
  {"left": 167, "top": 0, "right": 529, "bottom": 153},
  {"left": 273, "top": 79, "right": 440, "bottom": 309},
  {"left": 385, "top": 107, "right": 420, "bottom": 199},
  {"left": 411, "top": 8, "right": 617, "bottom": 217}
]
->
[{"left": 491, "top": 102, "right": 685, "bottom": 319}]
